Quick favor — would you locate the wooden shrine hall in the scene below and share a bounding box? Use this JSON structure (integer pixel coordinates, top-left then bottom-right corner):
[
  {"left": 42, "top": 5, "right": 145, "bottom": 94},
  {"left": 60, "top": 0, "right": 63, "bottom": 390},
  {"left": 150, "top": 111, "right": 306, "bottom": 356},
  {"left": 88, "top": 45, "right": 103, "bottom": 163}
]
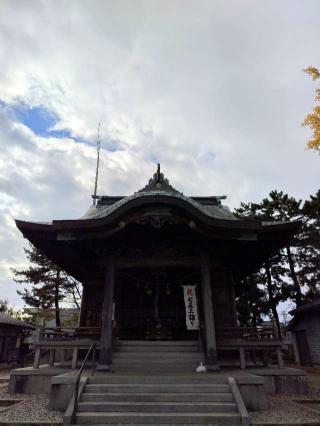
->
[{"left": 15, "top": 165, "right": 300, "bottom": 372}]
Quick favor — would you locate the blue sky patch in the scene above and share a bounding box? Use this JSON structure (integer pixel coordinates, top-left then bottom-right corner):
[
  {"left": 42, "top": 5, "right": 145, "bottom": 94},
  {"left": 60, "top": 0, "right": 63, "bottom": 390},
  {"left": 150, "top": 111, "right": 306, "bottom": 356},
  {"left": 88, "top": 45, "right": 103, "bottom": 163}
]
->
[
  {"left": 11, "top": 103, "right": 74, "bottom": 139},
  {"left": 0, "top": 100, "right": 122, "bottom": 150}
]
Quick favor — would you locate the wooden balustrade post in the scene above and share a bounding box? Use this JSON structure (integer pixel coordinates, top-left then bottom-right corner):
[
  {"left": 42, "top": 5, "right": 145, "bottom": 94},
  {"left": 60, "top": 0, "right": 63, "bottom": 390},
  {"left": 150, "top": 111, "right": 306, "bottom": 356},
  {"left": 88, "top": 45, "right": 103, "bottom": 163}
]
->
[
  {"left": 33, "top": 327, "right": 42, "bottom": 369},
  {"left": 48, "top": 349, "right": 55, "bottom": 366},
  {"left": 201, "top": 253, "right": 219, "bottom": 371},
  {"left": 72, "top": 344, "right": 79, "bottom": 369},
  {"left": 96, "top": 255, "right": 115, "bottom": 372}
]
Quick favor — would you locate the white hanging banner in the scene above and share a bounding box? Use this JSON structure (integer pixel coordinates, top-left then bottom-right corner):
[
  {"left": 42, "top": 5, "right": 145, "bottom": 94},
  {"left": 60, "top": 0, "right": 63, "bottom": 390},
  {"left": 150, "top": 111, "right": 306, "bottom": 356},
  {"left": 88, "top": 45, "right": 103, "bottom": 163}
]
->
[{"left": 183, "top": 285, "right": 199, "bottom": 330}]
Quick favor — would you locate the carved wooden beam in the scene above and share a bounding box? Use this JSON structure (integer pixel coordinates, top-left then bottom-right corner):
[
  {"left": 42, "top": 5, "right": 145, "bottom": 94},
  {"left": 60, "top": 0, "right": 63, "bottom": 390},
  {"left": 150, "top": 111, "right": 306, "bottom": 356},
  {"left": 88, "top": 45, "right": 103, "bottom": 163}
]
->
[{"left": 115, "top": 256, "right": 201, "bottom": 268}]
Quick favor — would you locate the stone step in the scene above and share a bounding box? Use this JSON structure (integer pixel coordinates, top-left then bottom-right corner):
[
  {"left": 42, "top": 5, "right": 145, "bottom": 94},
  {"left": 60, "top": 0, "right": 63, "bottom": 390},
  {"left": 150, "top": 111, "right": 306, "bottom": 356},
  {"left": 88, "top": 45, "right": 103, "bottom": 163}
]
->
[
  {"left": 111, "top": 361, "right": 202, "bottom": 370},
  {"left": 113, "top": 352, "right": 202, "bottom": 359},
  {"left": 117, "top": 340, "right": 198, "bottom": 346},
  {"left": 84, "top": 384, "right": 231, "bottom": 393},
  {"left": 77, "top": 401, "right": 238, "bottom": 413},
  {"left": 81, "top": 392, "right": 234, "bottom": 403},
  {"left": 117, "top": 345, "right": 200, "bottom": 352},
  {"left": 112, "top": 358, "right": 203, "bottom": 364},
  {"left": 76, "top": 412, "right": 242, "bottom": 424},
  {"left": 111, "top": 365, "right": 202, "bottom": 374},
  {"left": 88, "top": 375, "right": 228, "bottom": 384}
]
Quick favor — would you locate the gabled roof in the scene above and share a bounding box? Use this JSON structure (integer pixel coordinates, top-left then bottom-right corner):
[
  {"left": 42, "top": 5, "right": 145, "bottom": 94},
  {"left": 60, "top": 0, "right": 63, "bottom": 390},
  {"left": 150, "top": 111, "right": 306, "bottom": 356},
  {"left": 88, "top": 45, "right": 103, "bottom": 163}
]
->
[
  {"left": 0, "top": 312, "right": 35, "bottom": 329},
  {"left": 62, "top": 164, "right": 239, "bottom": 223},
  {"left": 16, "top": 166, "right": 300, "bottom": 233},
  {"left": 14, "top": 165, "right": 302, "bottom": 283},
  {"left": 82, "top": 190, "right": 238, "bottom": 222},
  {"left": 290, "top": 298, "right": 320, "bottom": 315},
  {"left": 286, "top": 298, "right": 320, "bottom": 332}
]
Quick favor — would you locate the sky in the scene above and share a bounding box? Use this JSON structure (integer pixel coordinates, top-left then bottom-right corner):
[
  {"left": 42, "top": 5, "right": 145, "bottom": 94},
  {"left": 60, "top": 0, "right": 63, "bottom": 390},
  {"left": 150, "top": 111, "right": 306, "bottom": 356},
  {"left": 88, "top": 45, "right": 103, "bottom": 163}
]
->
[{"left": 0, "top": 0, "right": 319, "bottom": 307}]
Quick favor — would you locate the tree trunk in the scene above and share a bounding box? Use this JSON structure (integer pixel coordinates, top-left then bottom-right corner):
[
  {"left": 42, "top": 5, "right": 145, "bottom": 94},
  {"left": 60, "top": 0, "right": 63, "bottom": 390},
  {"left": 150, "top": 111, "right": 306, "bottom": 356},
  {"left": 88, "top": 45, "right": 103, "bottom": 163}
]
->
[
  {"left": 252, "top": 309, "right": 257, "bottom": 327},
  {"left": 286, "top": 245, "right": 303, "bottom": 306},
  {"left": 265, "top": 264, "right": 282, "bottom": 340},
  {"left": 249, "top": 275, "right": 257, "bottom": 327},
  {"left": 54, "top": 270, "right": 61, "bottom": 327}
]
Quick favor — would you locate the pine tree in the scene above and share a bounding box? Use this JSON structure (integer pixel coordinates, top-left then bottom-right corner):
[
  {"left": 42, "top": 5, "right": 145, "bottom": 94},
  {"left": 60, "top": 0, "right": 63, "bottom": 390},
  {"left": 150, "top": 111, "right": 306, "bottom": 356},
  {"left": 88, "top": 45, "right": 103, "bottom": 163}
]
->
[
  {"left": 235, "top": 194, "right": 293, "bottom": 338},
  {"left": 236, "top": 274, "right": 265, "bottom": 327},
  {"left": 0, "top": 298, "right": 31, "bottom": 321},
  {"left": 236, "top": 189, "right": 320, "bottom": 316},
  {"left": 259, "top": 191, "right": 304, "bottom": 306},
  {"left": 301, "top": 190, "right": 320, "bottom": 300},
  {"left": 0, "top": 299, "right": 8, "bottom": 312},
  {"left": 12, "top": 243, "right": 81, "bottom": 327}
]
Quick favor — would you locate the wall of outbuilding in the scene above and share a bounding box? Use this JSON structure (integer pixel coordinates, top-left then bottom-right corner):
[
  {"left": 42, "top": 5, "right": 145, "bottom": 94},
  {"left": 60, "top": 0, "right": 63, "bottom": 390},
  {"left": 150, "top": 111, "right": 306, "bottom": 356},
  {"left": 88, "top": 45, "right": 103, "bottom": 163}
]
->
[
  {"left": 0, "top": 324, "right": 19, "bottom": 362},
  {"left": 293, "top": 311, "right": 320, "bottom": 365}
]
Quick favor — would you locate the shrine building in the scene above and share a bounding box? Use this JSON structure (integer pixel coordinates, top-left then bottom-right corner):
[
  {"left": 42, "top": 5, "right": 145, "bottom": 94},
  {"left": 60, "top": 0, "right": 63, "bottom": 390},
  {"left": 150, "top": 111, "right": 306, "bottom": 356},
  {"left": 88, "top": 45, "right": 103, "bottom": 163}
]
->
[{"left": 15, "top": 165, "right": 300, "bottom": 373}]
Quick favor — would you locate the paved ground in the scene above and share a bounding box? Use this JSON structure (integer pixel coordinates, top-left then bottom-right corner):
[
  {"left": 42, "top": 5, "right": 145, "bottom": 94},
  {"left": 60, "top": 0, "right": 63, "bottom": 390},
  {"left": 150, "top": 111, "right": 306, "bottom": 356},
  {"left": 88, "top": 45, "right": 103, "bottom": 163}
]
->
[
  {"left": 251, "top": 367, "right": 320, "bottom": 424},
  {"left": 250, "top": 394, "right": 320, "bottom": 424},
  {"left": 0, "top": 384, "right": 63, "bottom": 423},
  {"left": 304, "top": 367, "right": 320, "bottom": 397}
]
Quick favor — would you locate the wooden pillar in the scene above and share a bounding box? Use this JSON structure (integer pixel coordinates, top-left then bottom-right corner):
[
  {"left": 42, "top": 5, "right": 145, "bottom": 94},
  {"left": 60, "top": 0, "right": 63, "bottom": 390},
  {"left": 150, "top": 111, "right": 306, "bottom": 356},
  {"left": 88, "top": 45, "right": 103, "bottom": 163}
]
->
[
  {"left": 48, "top": 349, "right": 55, "bottom": 366},
  {"left": 291, "top": 332, "right": 301, "bottom": 364},
  {"left": 239, "top": 347, "right": 246, "bottom": 369},
  {"left": 71, "top": 345, "right": 78, "bottom": 369},
  {"left": 33, "top": 327, "right": 42, "bottom": 369},
  {"left": 201, "top": 253, "right": 219, "bottom": 371},
  {"left": 277, "top": 347, "right": 284, "bottom": 369},
  {"left": 96, "top": 255, "right": 115, "bottom": 372}
]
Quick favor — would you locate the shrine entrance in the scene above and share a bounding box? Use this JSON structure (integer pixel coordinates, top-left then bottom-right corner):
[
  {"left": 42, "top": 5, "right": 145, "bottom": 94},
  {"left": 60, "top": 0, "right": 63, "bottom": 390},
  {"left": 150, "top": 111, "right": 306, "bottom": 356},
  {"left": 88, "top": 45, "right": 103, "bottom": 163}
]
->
[{"left": 115, "top": 267, "right": 200, "bottom": 341}]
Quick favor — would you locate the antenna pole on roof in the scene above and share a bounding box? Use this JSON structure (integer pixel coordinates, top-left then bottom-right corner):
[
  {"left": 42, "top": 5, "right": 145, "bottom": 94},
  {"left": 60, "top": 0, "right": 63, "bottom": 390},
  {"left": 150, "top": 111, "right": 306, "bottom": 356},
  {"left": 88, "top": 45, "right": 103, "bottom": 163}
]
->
[{"left": 93, "top": 122, "right": 101, "bottom": 206}]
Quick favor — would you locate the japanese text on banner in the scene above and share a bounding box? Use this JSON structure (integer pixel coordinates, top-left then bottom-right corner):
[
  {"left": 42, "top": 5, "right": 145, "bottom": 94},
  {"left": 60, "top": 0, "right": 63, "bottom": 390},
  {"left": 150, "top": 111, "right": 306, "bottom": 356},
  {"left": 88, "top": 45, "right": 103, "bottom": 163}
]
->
[{"left": 183, "top": 285, "right": 199, "bottom": 330}]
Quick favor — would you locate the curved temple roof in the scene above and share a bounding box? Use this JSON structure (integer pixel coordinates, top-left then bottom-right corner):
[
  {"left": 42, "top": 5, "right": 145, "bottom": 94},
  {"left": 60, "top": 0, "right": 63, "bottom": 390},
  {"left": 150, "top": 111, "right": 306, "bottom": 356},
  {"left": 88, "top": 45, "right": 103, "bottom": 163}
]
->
[
  {"left": 15, "top": 165, "right": 301, "bottom": 282},
  {"left": 82, "top": 190, "right": 238, "bottom": 222},
  {"left": 82, "top": 164, "right": 238, "bottom": 221},
  {"left": 16, "top": 165, "right": 300, "bottom": 234}
]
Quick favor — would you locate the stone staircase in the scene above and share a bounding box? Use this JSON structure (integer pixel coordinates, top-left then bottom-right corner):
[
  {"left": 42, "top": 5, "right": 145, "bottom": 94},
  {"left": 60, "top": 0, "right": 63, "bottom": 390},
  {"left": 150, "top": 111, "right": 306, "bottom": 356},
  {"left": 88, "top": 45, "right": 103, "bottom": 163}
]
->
[
  {"left": 75, "top": 375, "right": 246, "bottom": 424},
  {"left": 68, "top": 340, "right": 250, "bottom": 425},
  {"left": 112, "top": 339, "right": 204, "bottom": 374}
]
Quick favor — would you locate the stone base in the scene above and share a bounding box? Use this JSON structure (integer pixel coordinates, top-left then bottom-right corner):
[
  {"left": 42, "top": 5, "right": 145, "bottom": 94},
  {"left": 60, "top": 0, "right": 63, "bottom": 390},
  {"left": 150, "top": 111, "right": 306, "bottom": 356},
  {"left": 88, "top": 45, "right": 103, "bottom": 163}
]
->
[
  {"left": 250, "top": 367, "right": 308, "bottom": 394},
  {"left": 8, "top": 365, "right": 69, "bottom": 394},
  {"left": 237, "top": 376, "right": 268, "bottom": 411},
  {"left": 8, "top": 365, "right": 308, "bottom": 414},
  {"left": 50, "top": 374, "right": 86, "bottom": 411},
  {"left": 205, "top": 364, "right": 220, "bottom": 372},
  {"left": 95, "top": 363, "right": 112, "bottom": 372}
]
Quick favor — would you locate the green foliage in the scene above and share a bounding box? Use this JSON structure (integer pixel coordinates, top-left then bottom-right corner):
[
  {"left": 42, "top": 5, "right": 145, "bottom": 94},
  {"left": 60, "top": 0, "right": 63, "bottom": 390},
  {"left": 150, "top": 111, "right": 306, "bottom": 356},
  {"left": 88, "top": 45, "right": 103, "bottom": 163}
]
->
[
  {"left": 236, "top": 274, "right": 265, "bottom": 327},
  {"left": 0, "top": 298, "right": 31, "bottom": 321},
  {"left": 300, "top": 190, "right": 320, "bottom": 300},
  {"left": 235, "top": 189, "right": 320, "bottom": 336},
  {"left": 0, "top": 299, "right": 8, "bottom": 312},
  {"left": 11, "top": 243, "right": 81, "bottom": 326}
]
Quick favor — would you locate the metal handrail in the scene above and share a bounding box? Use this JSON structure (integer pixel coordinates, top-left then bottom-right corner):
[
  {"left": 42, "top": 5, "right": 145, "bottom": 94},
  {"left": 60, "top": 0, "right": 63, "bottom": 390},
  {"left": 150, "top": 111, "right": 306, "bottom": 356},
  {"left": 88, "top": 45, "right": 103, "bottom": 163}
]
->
[{"left": 71, "top": 343, "right": 96, "bottom": 424}]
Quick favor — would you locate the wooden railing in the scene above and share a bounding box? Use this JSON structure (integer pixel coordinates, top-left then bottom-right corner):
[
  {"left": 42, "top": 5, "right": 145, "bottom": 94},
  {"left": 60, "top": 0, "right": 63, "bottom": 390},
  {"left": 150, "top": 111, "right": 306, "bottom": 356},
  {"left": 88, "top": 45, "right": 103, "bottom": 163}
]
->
[
  {"left": 216, "top": 326, "right": 277, "bottom": 342},
  {"left": 31, "top": 325, "right": 281, "bottom": 370},
  {"left": 32, "top": 327, "right": 100, "bottom": 369},
  {"left": 39, "top": 327, "right": 101, "bottom": 341},
  {"left": 71, "top": 343, "right": 96, "bottom": 424}
]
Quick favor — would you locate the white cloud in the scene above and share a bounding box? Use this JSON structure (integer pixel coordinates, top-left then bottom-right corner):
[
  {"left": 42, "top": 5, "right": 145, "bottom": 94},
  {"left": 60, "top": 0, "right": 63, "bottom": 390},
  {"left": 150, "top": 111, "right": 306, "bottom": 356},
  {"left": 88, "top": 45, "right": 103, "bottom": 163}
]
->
[{"left": 0, "top": 0, "right": 319, "bottom": 305}]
